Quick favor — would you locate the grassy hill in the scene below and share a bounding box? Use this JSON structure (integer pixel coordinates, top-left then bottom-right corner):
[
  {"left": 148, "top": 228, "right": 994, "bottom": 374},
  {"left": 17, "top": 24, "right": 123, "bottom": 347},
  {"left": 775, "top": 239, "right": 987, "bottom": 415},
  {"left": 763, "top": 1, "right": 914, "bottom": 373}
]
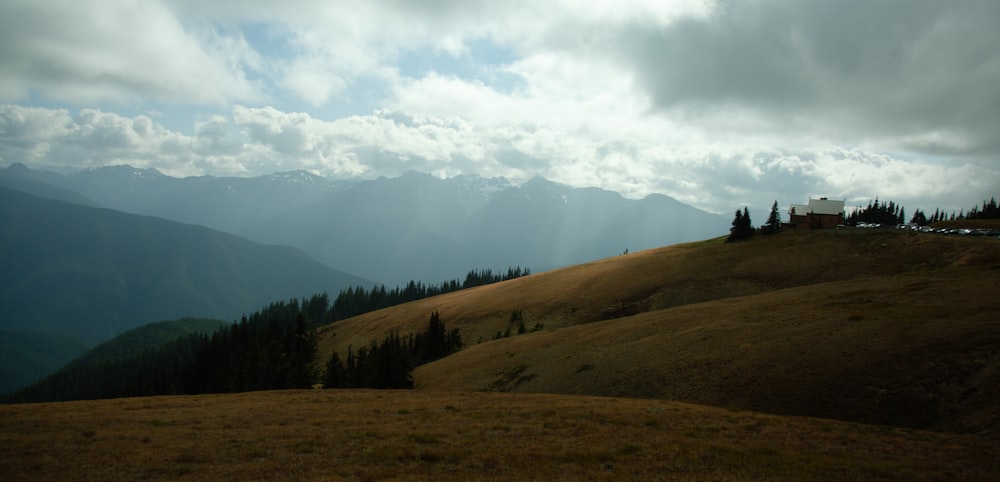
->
[
  {"left": 317, "top": 229, "right": 1000, "bottom": 434},
  {"left": 4, "top": 229, "right": 1000, "bottom": 480}
]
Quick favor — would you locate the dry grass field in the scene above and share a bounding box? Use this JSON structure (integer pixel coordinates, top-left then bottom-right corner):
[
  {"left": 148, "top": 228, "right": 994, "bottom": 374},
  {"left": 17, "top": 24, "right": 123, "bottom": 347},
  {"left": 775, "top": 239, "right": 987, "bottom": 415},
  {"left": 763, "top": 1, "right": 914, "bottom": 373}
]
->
[
  {"left": 415, "top": 265, "right": 1000, "bottom": 430},
  {"left": 317, "top": 229, "right": 1000, "bottom": 355},
  {"left": 319, "top": 229, "right": 1000, "bottom": 432},
  {"left": 4, "top": 229, "right": 999, "bottom": 480},
  {"left": 2, "top": 389, "right": 999, "bottom": 481}
]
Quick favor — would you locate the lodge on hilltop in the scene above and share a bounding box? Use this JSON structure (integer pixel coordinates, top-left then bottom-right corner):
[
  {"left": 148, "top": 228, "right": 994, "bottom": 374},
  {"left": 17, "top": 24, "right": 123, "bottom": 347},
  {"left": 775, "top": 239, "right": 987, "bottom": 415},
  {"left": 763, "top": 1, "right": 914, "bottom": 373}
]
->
[{"left": 785, "top": 197, "right": 845, "bottom": 229}]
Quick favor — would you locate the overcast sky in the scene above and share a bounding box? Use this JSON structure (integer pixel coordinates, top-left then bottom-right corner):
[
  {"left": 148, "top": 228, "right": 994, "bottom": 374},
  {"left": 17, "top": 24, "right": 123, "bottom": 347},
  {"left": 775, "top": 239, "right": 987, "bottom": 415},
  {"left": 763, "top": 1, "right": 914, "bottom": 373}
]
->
[{"left": 2, "top": 0, "right": 998, "bottom": 216}]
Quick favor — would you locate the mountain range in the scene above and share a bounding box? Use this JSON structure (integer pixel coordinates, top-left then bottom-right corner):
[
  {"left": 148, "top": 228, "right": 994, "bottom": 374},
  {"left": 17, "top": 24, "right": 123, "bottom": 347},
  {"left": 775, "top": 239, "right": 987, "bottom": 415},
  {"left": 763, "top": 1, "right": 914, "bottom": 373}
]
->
[
  {"left": 0, "top": 186, "right": 368, "bottom": 394},
  {"left": 0, "top": 162, "right": 726, "bottom": 393},
  {"left": 0, "top": 163, "right": 728, "bottom": 284}
]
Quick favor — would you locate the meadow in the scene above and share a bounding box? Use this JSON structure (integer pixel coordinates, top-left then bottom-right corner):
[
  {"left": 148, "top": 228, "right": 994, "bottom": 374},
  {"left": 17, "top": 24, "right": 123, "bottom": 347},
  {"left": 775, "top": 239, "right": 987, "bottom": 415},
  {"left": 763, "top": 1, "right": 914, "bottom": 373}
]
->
[{"left": 3, "top": 389, "right": 998, "bottom": 481}]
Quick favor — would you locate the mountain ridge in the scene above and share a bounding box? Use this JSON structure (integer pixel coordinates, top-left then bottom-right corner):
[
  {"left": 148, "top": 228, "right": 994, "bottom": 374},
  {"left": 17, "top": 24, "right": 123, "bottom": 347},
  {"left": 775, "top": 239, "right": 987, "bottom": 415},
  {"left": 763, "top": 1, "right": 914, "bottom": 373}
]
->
[
  {"left": 0, "top": 163, "right": 728, "bottom": 284},
  {"left": 0, "top": 186, "right": 370, "bottom": 394}
]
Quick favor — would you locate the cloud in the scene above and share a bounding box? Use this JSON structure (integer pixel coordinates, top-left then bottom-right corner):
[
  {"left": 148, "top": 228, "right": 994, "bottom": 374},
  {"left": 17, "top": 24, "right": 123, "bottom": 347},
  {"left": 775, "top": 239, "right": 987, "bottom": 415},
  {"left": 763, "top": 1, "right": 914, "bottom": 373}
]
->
[
  {"left": 3, "top": 102, "right": 999, "bottom": 217},
  {"left": 625, "top": 0, "right": 1000, "bottom": 158},
  {"left": 1, "top": 1, "right": 998, "bottom": 218},
  {"left": 0, "top": 0, "right": 263, "bottom": 105}
]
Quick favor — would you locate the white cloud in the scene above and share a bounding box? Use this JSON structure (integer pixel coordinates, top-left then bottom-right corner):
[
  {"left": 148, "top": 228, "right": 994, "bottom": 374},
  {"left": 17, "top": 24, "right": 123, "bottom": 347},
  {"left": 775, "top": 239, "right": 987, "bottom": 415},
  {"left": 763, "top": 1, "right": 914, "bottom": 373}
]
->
[
  {"left": 0, "top": 0, "right": 263, "bottom": 105},
  {"left": 626, "top": 0, "right": 1000, "bottom": 159},
  {"left": 1, "top": 1, "right": 998, "bottom": 217},
  {"left": 3, "top": 102, "right": 999, "bottom": 216}
]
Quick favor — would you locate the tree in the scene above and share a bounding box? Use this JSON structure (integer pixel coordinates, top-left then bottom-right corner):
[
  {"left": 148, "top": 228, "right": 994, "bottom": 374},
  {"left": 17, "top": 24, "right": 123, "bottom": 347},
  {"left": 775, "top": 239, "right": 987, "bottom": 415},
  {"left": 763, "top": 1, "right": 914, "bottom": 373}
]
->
[
  {"left": 285, "top": 313, "right": 317, "bottom": 388},
  {"left": 727, "top": 206, "right": 755, "bottom": 242},
  {"left": 760, "top": 200, "right": 781, "bottom": 235},
  {"left": 323, "top": 352, "right": 344, "bottom": 389}
]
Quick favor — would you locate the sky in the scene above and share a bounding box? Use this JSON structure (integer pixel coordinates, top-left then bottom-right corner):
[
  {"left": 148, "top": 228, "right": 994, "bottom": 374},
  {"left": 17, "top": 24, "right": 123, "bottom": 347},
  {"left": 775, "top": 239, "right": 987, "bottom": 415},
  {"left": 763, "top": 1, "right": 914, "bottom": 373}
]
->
[{"left": 1, "top": 0, "right": 998, "bottom": 217}]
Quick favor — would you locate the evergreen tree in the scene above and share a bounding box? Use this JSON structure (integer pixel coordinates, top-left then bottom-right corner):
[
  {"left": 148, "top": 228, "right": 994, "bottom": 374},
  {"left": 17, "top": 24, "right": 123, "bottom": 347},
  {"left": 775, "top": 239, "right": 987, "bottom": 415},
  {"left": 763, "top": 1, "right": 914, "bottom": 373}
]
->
[
  {"left": 728, "top": 208, "right": 743, "bottom": 241},
  {"left": 324, "top": 311, "right": 462, "bottom": 390},
  {"left": 760, "top": 200, "right": 782, "bottom": 235},
  {"left": 323, "top": 352, "right": 344, "bottom": 389},
  {"left": 327, "top": 267, "right": 531, "bottom": 322},
  {"left": 846, "top": 198, "right": 907, "bottom": 226},
  {"left": 285, "top": 313, "right": 317, "bottom": 388},
  {"left": 727, "top": 206, "right": 755, "bottom": 242}
]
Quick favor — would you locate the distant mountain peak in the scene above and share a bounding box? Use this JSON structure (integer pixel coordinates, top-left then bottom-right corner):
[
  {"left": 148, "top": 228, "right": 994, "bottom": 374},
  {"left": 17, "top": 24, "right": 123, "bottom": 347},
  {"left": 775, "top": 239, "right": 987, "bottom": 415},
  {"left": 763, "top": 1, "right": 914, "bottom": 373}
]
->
[
  {"left": 78, "top": 164, "right": 164, "bottom": 179},
  {"left": 2, "top": 162, "right": 30, "bottom": 173},
  {"left": 264, "top": 169, "right": 327, "bottom": 186},
  {"left": 447, "top": 173, "right": 514, "bottom": 194}
]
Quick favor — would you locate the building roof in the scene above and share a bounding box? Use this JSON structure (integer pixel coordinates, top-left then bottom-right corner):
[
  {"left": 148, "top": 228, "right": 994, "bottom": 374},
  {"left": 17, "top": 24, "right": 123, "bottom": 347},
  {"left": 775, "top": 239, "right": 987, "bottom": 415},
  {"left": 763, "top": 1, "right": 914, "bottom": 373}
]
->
[{"left": 789, "top": 198, "right": 845, "bottom": 216}]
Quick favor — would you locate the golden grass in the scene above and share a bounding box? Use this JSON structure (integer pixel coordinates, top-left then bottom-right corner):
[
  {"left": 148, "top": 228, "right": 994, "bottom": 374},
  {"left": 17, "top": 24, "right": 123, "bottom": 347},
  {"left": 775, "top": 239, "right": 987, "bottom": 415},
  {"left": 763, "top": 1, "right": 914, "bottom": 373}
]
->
[
  {"left": 317, "top": 230, "right": 1000, "bottom": 432},
  {"left": 3, "top": 389, "right": 998, "bottom": 481},
  {"left": 318, "top": 230, "right": 999, "bottom": 358},
  {"left": 417, "top": 267, "right": 1000, "bottom": 431}
]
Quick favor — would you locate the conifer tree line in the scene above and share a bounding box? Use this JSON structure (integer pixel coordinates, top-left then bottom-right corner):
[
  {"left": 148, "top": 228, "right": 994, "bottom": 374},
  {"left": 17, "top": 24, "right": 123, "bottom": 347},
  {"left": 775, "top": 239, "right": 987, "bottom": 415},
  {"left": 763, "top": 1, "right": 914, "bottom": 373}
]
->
[
  {"left": 329, "top": 266, "right": 530, "bottom": 321},
  {"left": 323, "top": 311, "right": 462, "bottom": 389},
  {"left": 726, "top": 196, "right": 998, "bottom": 239},
  {"left": 913, "top": 197, "right": 1000, "bottom": 225},
  {"left": 845, "top": 197, "right": 906, "bottom": 226},
  {"left": 7, "top": 295, "right": 328, "bottom": 402},
  {"left": 7, "top": 295, "right": 462, "bottom": 403},
  {"left": 183, "top": 297, "right": 322, "bottom": 394}
]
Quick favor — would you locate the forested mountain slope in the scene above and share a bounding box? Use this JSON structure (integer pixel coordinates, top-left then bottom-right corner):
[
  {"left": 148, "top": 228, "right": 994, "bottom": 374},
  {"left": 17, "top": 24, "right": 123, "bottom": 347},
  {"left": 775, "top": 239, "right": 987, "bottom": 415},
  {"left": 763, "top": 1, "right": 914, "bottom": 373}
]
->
[{"left": 0, "top": 187, "right": 368, "bottom": 394}]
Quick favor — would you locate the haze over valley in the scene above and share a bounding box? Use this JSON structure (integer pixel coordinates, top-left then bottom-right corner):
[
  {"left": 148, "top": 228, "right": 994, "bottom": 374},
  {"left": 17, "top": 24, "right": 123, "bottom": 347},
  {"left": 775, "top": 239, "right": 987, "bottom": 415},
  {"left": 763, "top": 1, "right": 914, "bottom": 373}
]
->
[
  {"left": 1, "top": 163, "right": 727, "bottom": 285},
  {"left": 0, "top": 163, "right": 727, "bottom": 394}
]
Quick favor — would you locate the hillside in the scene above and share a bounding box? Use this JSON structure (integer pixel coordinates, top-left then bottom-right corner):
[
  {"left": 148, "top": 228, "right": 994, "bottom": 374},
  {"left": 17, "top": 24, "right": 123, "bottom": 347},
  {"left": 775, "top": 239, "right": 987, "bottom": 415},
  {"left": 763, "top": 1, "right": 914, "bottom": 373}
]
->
[
  {"left": 0, "top": 187, "right": 369, "bottom": 394},
  {"left": 5, "top": 318, "right": 228, "bottom": 403},
  {"left": 0, "top": 331, "right": 90, "bottom": 398},
  {"left": 53, "top": 318, "right": 227, "bottom": 373},
  {"left": 318, "top": 229, "right": 1000, "bottom": 433}
]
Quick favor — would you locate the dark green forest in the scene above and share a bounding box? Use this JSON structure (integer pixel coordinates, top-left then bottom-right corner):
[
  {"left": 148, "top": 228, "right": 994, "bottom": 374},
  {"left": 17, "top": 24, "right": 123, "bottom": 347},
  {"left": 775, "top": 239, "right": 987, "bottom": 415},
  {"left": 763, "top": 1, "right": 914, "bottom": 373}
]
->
[
  {"left": 4, "top": 265, "right": 530, "bottom": 403},
  {"left": 914, "top": 197, "right": 1000, "bottom": 225},
  {"left": 848, "top": 196, "right": 1000, "bottom": 226},
  {"left": 328, "top": 266, "right": 529, "bottom": 321},
  {"left": 323, "top": 311, "right": 462, "bottom": 390},
  {"left": 5, "top": 294, "right": 463, "bottom": 402},
  {"left": 845, "top": 198, "right": 906, "bottom": 226}
]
